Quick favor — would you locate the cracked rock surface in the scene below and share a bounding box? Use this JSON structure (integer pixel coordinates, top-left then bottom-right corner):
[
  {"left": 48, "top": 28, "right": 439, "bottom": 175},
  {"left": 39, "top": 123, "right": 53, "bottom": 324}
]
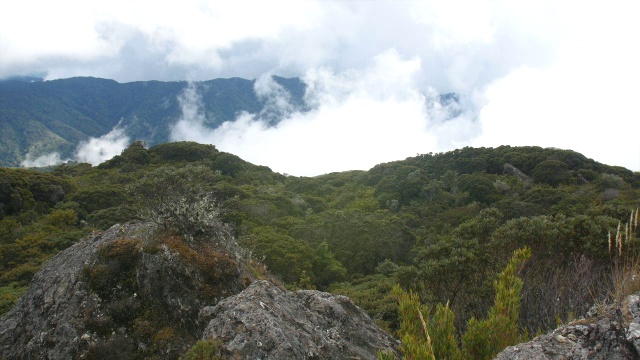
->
[
  {"left": 202, "top": 280, "right": 400, "bottom": 359},
  {"left": 495, "top": 292, "right": 640, "bottom": 360}
]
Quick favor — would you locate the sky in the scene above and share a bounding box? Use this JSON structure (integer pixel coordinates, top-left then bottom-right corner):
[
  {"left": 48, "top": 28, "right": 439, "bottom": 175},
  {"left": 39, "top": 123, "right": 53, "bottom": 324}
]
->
[{"left": 2, "top": 0, "right": 639, "bottom": 175}]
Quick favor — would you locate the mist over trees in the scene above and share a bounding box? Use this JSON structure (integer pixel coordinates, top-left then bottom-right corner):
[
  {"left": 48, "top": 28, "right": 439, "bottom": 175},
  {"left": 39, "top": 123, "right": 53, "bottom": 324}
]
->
[{"left": 0, "top": 76, "right": 307, "bottom": 167}]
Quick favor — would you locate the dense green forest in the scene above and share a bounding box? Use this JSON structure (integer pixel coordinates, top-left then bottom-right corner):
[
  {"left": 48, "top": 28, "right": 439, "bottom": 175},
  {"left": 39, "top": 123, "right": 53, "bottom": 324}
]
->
[{"left": 1, "top": 142, "right": 639, "bottom": 350}]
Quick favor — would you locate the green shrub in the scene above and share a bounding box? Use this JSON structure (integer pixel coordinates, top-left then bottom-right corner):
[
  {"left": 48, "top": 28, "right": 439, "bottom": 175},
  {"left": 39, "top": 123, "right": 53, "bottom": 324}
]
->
[
  {"left": 392, "top": 247, "right": 531, "bottom": 360},
  {"left": 463, "top": 247, "right": 531, "bottom": 359},
  {"left": 0, "top": 283, "right": 27, "bottom": 316},
  {"left": 180, "top": 339, "right": 222, "bottom": 360}
]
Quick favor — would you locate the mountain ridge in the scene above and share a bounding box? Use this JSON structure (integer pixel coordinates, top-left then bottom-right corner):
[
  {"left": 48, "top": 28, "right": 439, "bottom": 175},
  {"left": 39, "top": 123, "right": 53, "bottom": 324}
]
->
[{"left": 0, "top": 76, "right": 307, "bottom": 167}]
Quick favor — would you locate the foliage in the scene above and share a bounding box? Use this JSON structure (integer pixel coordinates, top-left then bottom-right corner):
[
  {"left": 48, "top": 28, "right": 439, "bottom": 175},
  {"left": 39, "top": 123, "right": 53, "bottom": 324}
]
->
[
  {"left": 68, "top": 185, "right": 127, "bottom": 214},
  {"left": 462, "top": 247, "right": 531, "bottom": 359},
  {"left": 330, "top": 274, "right": 397, "bottom": 331},
  {"left": 532, "top": 160, "right": 570, "bottom": 186},
  {"left": 0, "top": 77, "right": 307, "bottom": 167},
  {"left": 0, "top": 206, "right": 87, "bottom": 293},
  {"left": 393, "top": 247, "right": 531, "bottom": 360},
  {"left": 180, "top": 339, "right": 222, "bottom": 360},
  {"left": 0, "top": 283, "right": 27, "bottom": 315},
  {"left": 393, "top": 285, "right": 435, "bottom": 359},
  {"left": 1, "top": 142, "right": 639, "bottom": 347},
  {"left": 288, "top": 209, "right": 413, "bottom": 275},
  {"left": 150, "top": 141, "right": 218, "bottom": 164},
  {"left": 126, "top": 165, "right": 231, "bottom": 244},
  {"left": 312, "top": 241, "right": 347, "bottom": 289},
  {"left": 240, "top": 227, "right": 314, "bottom": 284}
]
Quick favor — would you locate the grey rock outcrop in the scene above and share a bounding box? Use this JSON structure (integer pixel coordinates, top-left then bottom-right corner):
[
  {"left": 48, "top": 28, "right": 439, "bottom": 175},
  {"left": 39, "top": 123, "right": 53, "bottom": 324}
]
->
[
  {"left": 0, "top": 227, "right": 107, "bottom": 360},
  {"left": 201, "top": 280, "right": 400, "bottom": 359},
  {"left": 0, "top": 222, "right": 251, "bottom": 359},
  {"left": 577, "top": 173, "right": 589, "bottom": 185},
  {"left": 504, "top": 163, "right": 533, "bottom": 185},
  {"left": 0, "top": 222, "right": 399, "bottom": 359},
  {"left": 495, "top": 292, "right": 640, "bottom": 359}
]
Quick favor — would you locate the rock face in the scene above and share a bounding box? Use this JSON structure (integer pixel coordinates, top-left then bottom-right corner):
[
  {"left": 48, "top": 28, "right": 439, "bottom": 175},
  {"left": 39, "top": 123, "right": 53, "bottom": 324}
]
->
[
  {"left": 0, "top": 226, "right": 108, "bottom": 360},
  {"left": 201, "top": 280, "right": 400, "bottom": 359},
  {"left": 0, "top": 222, "right": 399, "bottom": 359},
  {"left": 495, "top": 292, "right": 640, "bottom": 360},
  {"left": 0, "top": 222, "right": 251, "bottom": 359}
]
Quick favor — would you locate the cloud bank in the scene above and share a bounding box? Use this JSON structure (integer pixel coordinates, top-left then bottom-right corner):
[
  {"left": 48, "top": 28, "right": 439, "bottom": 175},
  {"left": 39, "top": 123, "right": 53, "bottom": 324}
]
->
[
  {"left": 171, "top": 50, "right": 475, "bottom": 175},
  {"left": 4, "top": 0, "right": 639, "bottom": 173},
  {"left": 20, "top": 152, "right": 65, "bottom": 168},
  {"left": 21, "top": 126, "right": 130, "bottom": 168},
  {"left": 74, "top": 127, "right": 130, "bottom": 165}
]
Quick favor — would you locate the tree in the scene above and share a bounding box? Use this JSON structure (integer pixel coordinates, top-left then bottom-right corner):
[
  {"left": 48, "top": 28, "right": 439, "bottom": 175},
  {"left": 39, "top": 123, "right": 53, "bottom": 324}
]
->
[
  {"left": 532, "top": 160, "right": 569, "bottom": 187},
  {"left": 405, "top": 209, "right": 504, "bottom": 325},
  {"left": 312, "top": 241, "right": 347, "bottom": 289},
  {"left": 462, "top": 247, "right": 531, "bottom": 359},
  {"left": 456, "top": 173, "right": 501, "bottom": 204},
  {"left": 126, "top": 165, "right": 230, "bottom": 245},
  {"left": 393, "top": 247, "right": 531, "bottom": 360},
  {"left": 243, "top": 226, "right": 314, "bottom": 284}
]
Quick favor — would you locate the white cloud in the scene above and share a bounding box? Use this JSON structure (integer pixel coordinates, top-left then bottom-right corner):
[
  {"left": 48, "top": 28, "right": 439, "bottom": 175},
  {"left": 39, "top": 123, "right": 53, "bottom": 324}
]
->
[
  {"left": 0, "top": 0, "right": 322, "bottom": 80},
  {"left": 19, "top": 126, "right": 131, "bottom": 168},
  {"left": 474, "top": 1, "right": 640, "bottom": 171},
  {"left": 3, "top": 0, "right": 640, "bottom": 172},
  {"left": 0, "top": 0, "right": 545, "bottom": 87},
  {"left": 20, "top": 152, "right": 65, "bottom": 168},
  {"left": 74, "top": 127, "right": 130, "bottom": 165},
  {"left": 172, "top": 50, "right": 473, "bottom": 176}
]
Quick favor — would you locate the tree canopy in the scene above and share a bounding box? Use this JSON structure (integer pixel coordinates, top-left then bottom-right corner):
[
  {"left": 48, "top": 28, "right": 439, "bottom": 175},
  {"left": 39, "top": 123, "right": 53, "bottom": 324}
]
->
[{"left": 1, "top": 142, "right": 639, "bottom": 347}]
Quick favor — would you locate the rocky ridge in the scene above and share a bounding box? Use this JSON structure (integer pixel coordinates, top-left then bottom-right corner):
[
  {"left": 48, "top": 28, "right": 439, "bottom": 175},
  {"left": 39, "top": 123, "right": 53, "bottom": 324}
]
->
[{"left": 0, "top": 222, "right": 399, "bottom": 359}]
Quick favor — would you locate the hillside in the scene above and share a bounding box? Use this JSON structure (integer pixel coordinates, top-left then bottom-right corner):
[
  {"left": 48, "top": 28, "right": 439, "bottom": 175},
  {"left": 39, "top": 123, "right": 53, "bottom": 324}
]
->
[
  {"left": 0, "top": 76, "right": 307, "bottom": 167},
  {"left": 1, "top": 142, "right": 639, "bottom": 358}
]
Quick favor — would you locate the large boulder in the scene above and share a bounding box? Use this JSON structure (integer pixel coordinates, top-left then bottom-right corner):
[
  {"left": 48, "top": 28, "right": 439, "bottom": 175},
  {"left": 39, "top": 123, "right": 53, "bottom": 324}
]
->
[
  {"left": 201, "top": 280, "right": 400, "bottom": 359},
  {"left": 0, "top": 222, "right": 399, "bottom": 359},
  {"left": 0, "top": 222, "right": 251, "bottom": 359},
  {"left": 495, "top": 292, "right": 640, "bottom": 359}
]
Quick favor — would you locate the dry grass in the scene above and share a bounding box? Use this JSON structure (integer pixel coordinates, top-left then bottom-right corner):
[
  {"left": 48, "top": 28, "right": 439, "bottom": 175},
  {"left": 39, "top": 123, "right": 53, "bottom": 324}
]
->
[
  {"left": 608, "top": 208, "right": 640, "bottom": 304},
  {"left": 567, "top": 210, "right": 639, "bottom": 328}
]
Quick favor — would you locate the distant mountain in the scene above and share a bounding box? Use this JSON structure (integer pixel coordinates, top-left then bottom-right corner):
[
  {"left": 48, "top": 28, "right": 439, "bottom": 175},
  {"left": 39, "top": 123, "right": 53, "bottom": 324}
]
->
[{"left": 0, "top": 76, "right": 307, "bottom": 167}]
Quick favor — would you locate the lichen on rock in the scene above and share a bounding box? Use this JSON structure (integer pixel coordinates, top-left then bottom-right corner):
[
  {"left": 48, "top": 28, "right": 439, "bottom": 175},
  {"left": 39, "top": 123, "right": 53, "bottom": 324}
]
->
[
  {"left": 495, "top": 292, "right": 640, "bottom": 360},
  {"left": 202, "top": 280, "right": 401, "bottom": 359}
]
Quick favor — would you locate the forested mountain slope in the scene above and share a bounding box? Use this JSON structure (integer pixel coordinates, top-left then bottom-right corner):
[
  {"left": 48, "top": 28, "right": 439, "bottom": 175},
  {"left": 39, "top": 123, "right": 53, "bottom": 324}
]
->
[
  {"left": 0, "top": 76, "right": 306, "bottom": 167},
  {"left": 1, "top": 142, "right": 639, "bottom": 358}
]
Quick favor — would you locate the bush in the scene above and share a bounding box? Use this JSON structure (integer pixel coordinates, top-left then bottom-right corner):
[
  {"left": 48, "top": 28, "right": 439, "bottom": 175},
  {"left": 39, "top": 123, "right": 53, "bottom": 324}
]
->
[
  {"left": 532, "top": 160, "right": 569, "bottom": 187},
  {"left": 127, "top": 165, "right": 232, "bottom": 245},
  {"left": 0, "top": 283, "right": 27, "bottom": 316},
  {"left": 393, "top": 247, "right": 531, "bottom": 360},
  {"left": 181, "top": 339, "right": 222, "bottom": 360}
]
